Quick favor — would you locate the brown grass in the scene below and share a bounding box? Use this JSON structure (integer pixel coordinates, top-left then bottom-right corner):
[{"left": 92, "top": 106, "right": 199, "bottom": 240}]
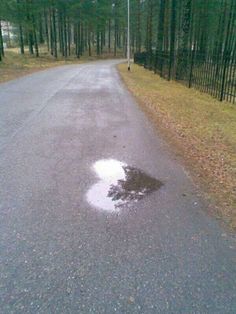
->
[
  {"left": 0, "top": 49, "right": 89, "bottom": 83},
  {"left": 0, "top": 48, "right": 124, "bottom": 83},
  {"left": 118, "top": 63, "right": 236, "bottom": 230}
]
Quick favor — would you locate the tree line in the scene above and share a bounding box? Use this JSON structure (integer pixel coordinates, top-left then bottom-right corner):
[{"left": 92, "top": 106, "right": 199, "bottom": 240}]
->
[
  {"left": 0, "top": 0, "right": 235, "bottom": 102},
  {"left": 0, "top": 0, "right": 131, "bottom": 60},
  {"left": 134, "top": 0, "right": 236, "bottom": 103}
]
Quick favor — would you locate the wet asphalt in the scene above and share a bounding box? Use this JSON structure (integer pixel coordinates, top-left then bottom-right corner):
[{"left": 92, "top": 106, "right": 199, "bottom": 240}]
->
[{"left": 0, "top": 60, "right": 235, "bottom": 313}]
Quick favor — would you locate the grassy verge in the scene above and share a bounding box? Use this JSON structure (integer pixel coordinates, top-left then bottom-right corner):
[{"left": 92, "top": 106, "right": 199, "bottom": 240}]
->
[
  {"left": 0, "top": 50, "right": 79, "bottom": 83},
  {"left": 118, "top": 63, "right": 236, "bottom": 230},
  {"left": 0, "top": 48, "right": 123, "bottom": 83}
]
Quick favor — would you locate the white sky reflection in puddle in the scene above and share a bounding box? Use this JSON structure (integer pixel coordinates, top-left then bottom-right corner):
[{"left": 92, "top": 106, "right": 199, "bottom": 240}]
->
[
  {"left": 86, "top": 159, "right": 127, "bottom": 212},
  {"left": 93, "top": 159, "right": 126, "bottom": 183},
  {"left": 86, "top": 159, "right": 163, "bottom": 213}
]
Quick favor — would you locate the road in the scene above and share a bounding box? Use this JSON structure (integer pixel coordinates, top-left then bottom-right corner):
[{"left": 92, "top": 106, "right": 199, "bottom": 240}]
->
[{"left": 0, "top": 60, "right": 235, "bottom": 313}]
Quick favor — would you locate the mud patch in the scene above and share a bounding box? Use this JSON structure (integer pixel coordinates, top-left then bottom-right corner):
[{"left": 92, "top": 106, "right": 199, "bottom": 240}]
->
[{"left": 86, "top": 159, "right": 163, "bottom": 212}]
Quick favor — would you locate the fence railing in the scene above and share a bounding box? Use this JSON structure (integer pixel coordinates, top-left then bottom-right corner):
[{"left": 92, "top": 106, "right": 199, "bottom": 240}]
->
[{"left": 134, "top": 51, "right": 236, "bottom": 104}]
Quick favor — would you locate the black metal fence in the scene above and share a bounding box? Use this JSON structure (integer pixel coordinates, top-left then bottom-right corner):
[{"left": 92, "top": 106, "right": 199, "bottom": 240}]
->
[{"left": 134, "top": 51, "right": 236, "bottom": 104}]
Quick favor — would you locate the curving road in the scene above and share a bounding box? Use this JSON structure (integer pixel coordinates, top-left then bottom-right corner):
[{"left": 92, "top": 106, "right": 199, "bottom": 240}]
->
[{"left": 0, "top": 60, "right": 235, "bottom": 313}]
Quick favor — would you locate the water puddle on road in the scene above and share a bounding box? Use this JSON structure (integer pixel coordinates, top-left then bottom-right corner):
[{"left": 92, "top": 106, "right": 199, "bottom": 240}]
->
[{"left": 86, "top": 159, "right": 163, "bottom": 212}]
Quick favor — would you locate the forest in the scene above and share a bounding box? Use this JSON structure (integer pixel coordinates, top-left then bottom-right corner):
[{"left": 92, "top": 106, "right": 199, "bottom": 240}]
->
[{"left": 0, "top": 0, "right": 235, "bottom": 102}]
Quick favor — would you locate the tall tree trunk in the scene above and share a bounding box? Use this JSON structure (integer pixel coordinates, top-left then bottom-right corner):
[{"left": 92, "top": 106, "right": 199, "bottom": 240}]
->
[
  {"left": 32, "top": 15, "right": 39, "bottom": 57},
  {"left": 75, "top": 22, "right": 80, "bottom": 58},
  {"left": 114, "top": 0, "right": 118, "bottom": 56},
  {"left": 63, "top": 10, "right": 68, "bottom": 58},
  {"left": 220, "top": 0, "right": 235, "bottom": 101},
  {"left": 44, "top": 9, "right": 50, "bottom": 51},
  {"left": 80, "top": 22, "right": 84, "bottom": 54},
  {"left": 28, "top": 31, "right": 34, "bottom": 54},
  {"left": 0, "top": 21, "right": 4, "bottom": 57},
  {"left": 176, "top": 0, "right": 192, "bottom": 80},
  {"left": 155, "top": 0, "right": 166, "bottom": 74},
  {"left": 136, "top": 0, "right": 141, "bottom": 53},
  {"left": 49, "top": 9, "right": 54, "bottom": 55},
  {"left": 17, "top": 0, "right": 24, "bottom": 54},
  {"left": 88, "top": 26, "right": 91, "bottom": 56},
  {"left": 168, "top": 0, "right": 177, "bottom": 80},
  {"left": 6, "top": 22, "right": 11, "bottom": 48},
  {"left": 19, "top": 24, "right": 24, "bottom": 54},
  {"left": 68, "top": 19, "right": 71, "bottom": 56},
  {"left": 108, "top": 18, "right": 111, "bottom": 53},
  {"left": 146, "top": 0, "right": 154, "bottom": 69},
  {"left": 96, "top": 27, "right": 100, "bottom": 55},
  {"left": 52, "top": 7, "right": 57, "bottom": 58},
  {"left": 38, "top": 16, "right": 44, "bottom": 44},
  {"left": 58, "top": 11, "right": 63, "bottom": 54}
]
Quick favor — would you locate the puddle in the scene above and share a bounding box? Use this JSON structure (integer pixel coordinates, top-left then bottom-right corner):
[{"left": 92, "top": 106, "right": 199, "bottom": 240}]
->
[{"left": 86, "top": 159, "right": 163, "bottom": 212}]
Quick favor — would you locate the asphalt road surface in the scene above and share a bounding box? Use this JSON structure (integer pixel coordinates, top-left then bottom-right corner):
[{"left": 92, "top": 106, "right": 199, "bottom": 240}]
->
[{"left": 0, "top": 60, "right": 235, "bottom": 313}]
